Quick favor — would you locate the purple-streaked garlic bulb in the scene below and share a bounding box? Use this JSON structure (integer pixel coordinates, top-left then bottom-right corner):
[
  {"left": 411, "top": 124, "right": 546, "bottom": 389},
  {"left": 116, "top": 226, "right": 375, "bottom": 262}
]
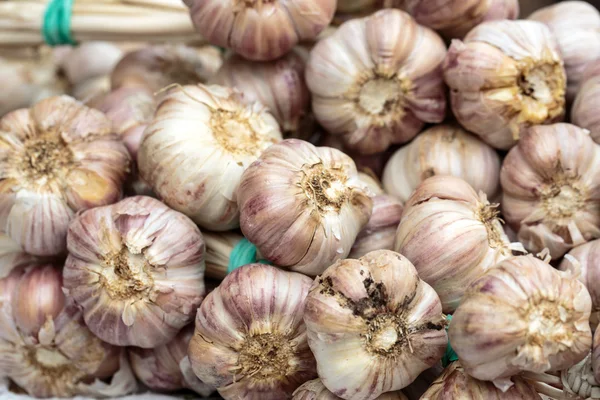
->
[
  {"left": 572, "top": 60, "right": 600, "bottom": 144},
  {"left": 63, "top": 196, "right": 205, "bottom": 348},
  {"left": 293, "top": 379, "right": 408, "bottom": 400},
  {"left": 189, "top": 264, "right": 316, "bottom": 400},
  {"left": 306, "top": 9, "right": 447, "bottom": 155}
]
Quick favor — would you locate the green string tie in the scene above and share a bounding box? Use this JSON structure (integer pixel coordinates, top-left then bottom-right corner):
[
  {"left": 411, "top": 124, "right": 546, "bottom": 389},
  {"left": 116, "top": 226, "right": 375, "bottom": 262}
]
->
[
  {"left": 442, "top": 315, "right": 459, "bottom": 368},
  {"left": 227, "top": 238, "right": 272, "bottom": 274},
  {"left": 43, "top": 0, "right": 77, "bottom": 46}
]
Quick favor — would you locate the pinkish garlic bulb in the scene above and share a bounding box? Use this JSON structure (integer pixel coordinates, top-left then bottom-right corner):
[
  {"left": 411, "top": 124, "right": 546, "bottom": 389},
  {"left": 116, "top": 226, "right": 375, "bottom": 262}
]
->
[
  {"left": 189, "top": 264, "right": 316, "bottom": 400},
  {"left": 63, "top": 196, "right": 205, "bottom": 348},
  {"left": 307, "top": 9, "right": 447, "bottom": 155},
  {"left": 443, "top": 20, "right": 566, "bottom": 150},
  {"left": 293, "top": 379, "right": 408, "bottom": 400},
  {"left": 572, "top": 60, "right": 600, "bottom": 145}
]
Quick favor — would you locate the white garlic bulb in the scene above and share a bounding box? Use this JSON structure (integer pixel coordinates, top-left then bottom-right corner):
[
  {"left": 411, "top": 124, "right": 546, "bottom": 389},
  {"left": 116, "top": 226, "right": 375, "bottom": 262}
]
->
[
  {"left": 382, "top": 124, "right": 501, "bottom": 203},
  {"left": 501, "top": 123, "right": 600, "bottom": 259},
  {"left": 0, "top": 95, "right": 130, "bottom": 257},
  {"left": 293, "top": 379, "right": 408, "bottom": 400},
  {"left": 58, "top": 42, "right": 123, "bottom": 87},
  {"left": 304, "top": 250, "right": 447, "bottom": 400},
  {"left": 572, "top": 61, "right": 600, "bottom": 145},
  {"left": 189, "top": 264, "right": 316, "bottom": 400},
  {"left": 306, "top": 9, "right": 447, "bottom": 155},
  {"left": 394, "top": 175, "right": 521, "bottom": 312},
  {"left": 529, "top": 1, "right": 600, "bottom": 103},
  {"left": 449, "top": 254, "right": 593, "bottom": 383},
  {"left": 138, "top": 84, "right": 282, "bottom": 231},
  {"left": 186, "top": 0, "right": 336, "bottom": 61},
  {"left": 63, "top": 196, "right": 205, "bottom": 348},
  {"left": 443, "top": 20, "right": 566, "bottom": 150},
  {"left": 0, "top": 265, "right": 137, "bottom": 398},
  {"left": 238, "top": 139, "right": 373, "bottom": 276}
]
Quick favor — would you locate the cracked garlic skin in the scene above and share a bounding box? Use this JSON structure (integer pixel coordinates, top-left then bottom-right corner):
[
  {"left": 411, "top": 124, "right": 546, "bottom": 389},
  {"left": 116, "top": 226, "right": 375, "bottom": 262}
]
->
[
  {"left": 63, "top": 196, "right": 205, "bottom": 348},
  {"left": 238, "top": 139, "right": 372, "bottom": 276},
  {"left": 186, "top": 0, "right": 335, "bottom": 61},
  {"left": 189, "top": 264, "right": 316, "bottom": 400},
  {"left": 573, "top": 61, "right": 600, "bottom": 145},
  {"left": 0, "top": 95, "right": 130, "bottom": 257},
  {"left": 449, "top": 254, "right": 593, "bottom": 382},
  {"left": 138, "top": 84, "right": 282, "bottom": 231},
  {"left": 444, "top": 20, "right": 566, "bottom": 150},
  {"left": 0, "top": 265, "right": 137, "bottom": 398},
  {"left": 420, "top": 361, "right": 541, "bottom": 400},
  {"left": 293, "top": 379, "right": 408, "bottom": 400},
  {"left": 304, "top": 250, "right": 447, "bottom": 400},
  {"left": 306, "top": 9, "right": 447, "bottom": 155},
  {"left": 501, "top": 123, "right": 600, "bottom": 259},
  {"left": 395, "top": 0, "right": 519, "bottom": 40},
  {"left": 382, "top": 124, "right": 501, "bottom": 203},
  {"left": 529, "top": 1, "right": 600, "bottom": 103},
  {"left": 394, "top": 175, "right": 517, "bottom": 313}
]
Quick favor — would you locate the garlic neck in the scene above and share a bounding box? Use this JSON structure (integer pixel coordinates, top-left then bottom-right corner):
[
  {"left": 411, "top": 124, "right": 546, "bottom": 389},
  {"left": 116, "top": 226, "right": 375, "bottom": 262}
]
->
[
  {"left": 301, "top": 163, "right": 350, "bottom": 213},
  {"left": 237, "top": 332, "right": 295, "bottom": 382},
  {"left": 18, "top": 134, "right": 74, "bottom": 189},
  {"left": 101, "top": 248, "right": 154, "bottom": 300}
]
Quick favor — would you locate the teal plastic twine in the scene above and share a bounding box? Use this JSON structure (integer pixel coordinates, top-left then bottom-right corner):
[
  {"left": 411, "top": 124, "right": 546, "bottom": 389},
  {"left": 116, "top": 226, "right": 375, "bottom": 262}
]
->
[
  {"left": 442, "top": 315, "right": 458, "bottom": 367},
  {"left": 227, "top": 238, "right": 272, "bottom": 274},
  {"left": 43, "top": 0, "right": 77, "bottom": 46}
]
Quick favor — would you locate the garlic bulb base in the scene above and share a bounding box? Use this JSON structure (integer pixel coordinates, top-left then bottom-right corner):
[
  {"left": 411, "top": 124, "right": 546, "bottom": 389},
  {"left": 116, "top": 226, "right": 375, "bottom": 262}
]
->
[
  {"left": 237, "top": 333, "right": 296, "bottom": 381},
  {"left": 99, "top": 249, "right": 154, "bottom": 301},
  {"left": 17, "top": 136, "right": 74, "bottom": 188}
]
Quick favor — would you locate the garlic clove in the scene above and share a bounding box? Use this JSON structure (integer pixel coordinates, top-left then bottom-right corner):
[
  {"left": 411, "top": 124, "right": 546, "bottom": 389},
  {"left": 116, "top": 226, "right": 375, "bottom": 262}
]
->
[
  {"left": 189, "top": 264, "right": 316, "bottom": 400},
  {"left": 573, "top": 60, "right": 600, "bottom": 145},
  {"left": 63, "top": 196, "right": 205, "bottom": 348},
  {"left": 449, "top": 254, "right": 593, "bottom": 383},
  {"left": 238, "top": 139, "right": 373, "bottom": 276},
  {"left": 293, "top": 378, "right": 408, "bottom": 400},
  {"left": 304, "top": 250, "right": 447, "bottom": 400}
]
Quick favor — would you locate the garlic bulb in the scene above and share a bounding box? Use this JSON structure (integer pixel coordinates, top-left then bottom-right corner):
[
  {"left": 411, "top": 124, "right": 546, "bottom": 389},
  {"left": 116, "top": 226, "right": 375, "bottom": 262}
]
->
[
  {"left": 58, "top": 42, "right": 123, "bottom": 87},
  {"left": 529, "top": 1, "right": 600, "bottom": 103},
  {"left": 0, "top": 265, "right": 137, "bottom": 398},
  {"left": 304, "top": 250, "right": 447, "bottom": 400},
  {"left": 501, "top": 123, "right": 600, "bottom": 259},
  {"left": 186, "top": 0, "right": 335, "bottom": 61},
  {"left": 443, "top": 20, "right": 566, "bottom": 150},
  {"left": 211, "top": 49, "right": 313, "bottom": 139},
  {"left": 394, "top": 175, "right": 520, "bottom": 312},
  {"left": 307, "top": 9, "right": 447, "bottom": 155},
  {"left": 358, "top": 172, "right": 384, "bottom": 195},
  {"left": 572, "top": 61, "right": 600, "bottom": 144},
  {"left": 63, "top": 196, "right": 205, "bottom": 348},
  {"left": 349, "top": 194, "right": 403, "bottom": 259},
  {"left": 293, "top": 379, "right": 408, "bottom": 400},
  {"left": 139, "top": 84, "right": 281, "bottom": 231},
  {"left": 129, "top": 325, "right": 214, "bottom": 396},
  {"left": 0, "top": 233, "right": 43, "bottom": 278},
  {"left": 189, "top": 264, "right": 316, "bottom": 400},
  {"left": 382, "top": 124, "right": 501, "bottom": 203},
  {"left": 449, "top": 254, "right": 593, "bottom": 383},
  {"left": 395, "top": 0, "right": 519, "bottom": 40},
  {"left": 420, "top": 361, "right": 541, "bottom": 400},
  {"left": 595, "top": 328, "right": 600, "bottom": 383},
  {"left": 238, "top": 139, "right": 373, "bottom": 276},
  {"left": 0, "top": 95, "right": 130, "bottom": 257},
  {"left": 111, "top": 45, "right": 223, "bottom": 93},
  {"left": 560, "top": 240, "right": 600, "bottom": 327}
]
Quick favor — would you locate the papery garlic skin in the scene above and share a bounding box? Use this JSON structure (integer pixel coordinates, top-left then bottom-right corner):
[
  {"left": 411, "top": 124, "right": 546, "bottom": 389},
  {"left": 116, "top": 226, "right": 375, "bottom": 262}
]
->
[
  {"left": 420, "top": 361, "right": 541, "bottom": 400},
  {"left": 0, "top": 265, "right": 137, "bottom": 398},
  {"left": 59, "top": 42, "right": 123, "bottom": 87},
  {"left": 238, "top": 139, "right": 373, "bottom": 276},
  {"left": 111, "top": 45, "right": 223, "bottom": 93},
  {"left": 138, "top": 84, "right": 282, "bottom": 231},
  {"left": 449, "top": 254, "right": 593, "bottom": 382},
  {"left": 293, "top": 379, "right": 408, "bottom": 400},
  {"left": 0, "top": 233, "right": 43, "bottom": 278},
  {"left": 349, "top": 194, "right": 403, "bottom": 259},
  {"left": 0, "top": 95, "right": 130, "bottom": 257},
  {"left": 186, "top": 0, "right": 335, "bottom": 61},
  {"left": 304, "top": 250, "right": 447, "bottom": 400},
  {"left": 529, "top": 1, "right": 600, "bottom": 103},
  {"left": 560, "top": 240, "right": 600, "bottom": 326},
  {"left": 394, "top": 175, "right": 517, "bottom": 312},
  {"left": 572, "top": 61, "right": 600, "bottom": 144},
  {"left": 129, "top": 325, "right": 214, "bottom": 396},
  {"left": 211, "top": 49, "right": 313, "bottom": 139},
  {"left": 63, "top": 196, "right": 205, "bottom": 348},
  {"left": 189, "top": 264, "right": 316, "bottom": 400},
  {"left": 307, "top": 9, "right": 446, "bottom": 155},
  {"left": 382, "top": 124, "right": 501, "bottom": 203},
  {"left": 444, "top": 20, "right": 566, "bottom": 150},
  {"left": 501, "top": 123, "right": 600, "bottom": 259}
]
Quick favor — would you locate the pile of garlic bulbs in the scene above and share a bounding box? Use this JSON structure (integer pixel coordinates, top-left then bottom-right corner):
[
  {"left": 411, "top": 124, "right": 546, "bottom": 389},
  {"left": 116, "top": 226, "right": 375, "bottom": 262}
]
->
[{"left": 4, "top": 1, "right": 600, "bottom": 400}]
